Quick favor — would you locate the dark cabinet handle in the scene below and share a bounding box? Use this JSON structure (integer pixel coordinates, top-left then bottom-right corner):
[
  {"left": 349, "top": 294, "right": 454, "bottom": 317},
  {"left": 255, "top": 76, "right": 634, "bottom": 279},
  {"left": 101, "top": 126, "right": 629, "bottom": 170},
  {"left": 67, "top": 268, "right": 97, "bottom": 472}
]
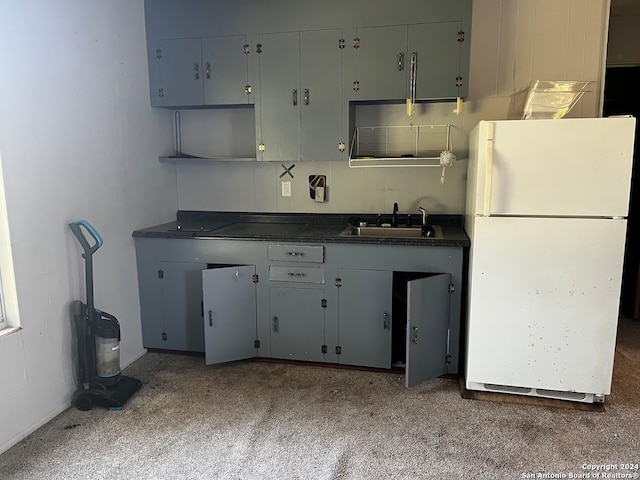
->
[
  {"left": 205, "top": 62, "right": 211, "bottom": 80},
  {"left": 304, "top": 88, "right": 309, "bottom": 105},
  {"left": 209, "top": 310, "right": 213, "bottom": 327},
  {"left": 383, "top": 312, "right": 390, "bottom": 330},
  {"left": 292, "top": 89, "right": 298, "bottom": 106},
  {"left": 273, "top": 316, "right": 279, "bottom": 333},
  {"left": 195, "top": 63, "right": 200, "bottom": 80}
]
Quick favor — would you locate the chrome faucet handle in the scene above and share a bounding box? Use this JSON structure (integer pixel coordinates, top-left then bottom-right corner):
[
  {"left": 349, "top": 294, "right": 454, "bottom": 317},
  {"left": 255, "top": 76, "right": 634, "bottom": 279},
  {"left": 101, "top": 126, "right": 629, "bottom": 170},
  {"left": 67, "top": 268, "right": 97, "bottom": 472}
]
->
[
  {"left": 418, "top": 207, "right": 429, "bottom": 235},
  {"left": 391, "top": 202, "right": 399, "bottom": 227}
]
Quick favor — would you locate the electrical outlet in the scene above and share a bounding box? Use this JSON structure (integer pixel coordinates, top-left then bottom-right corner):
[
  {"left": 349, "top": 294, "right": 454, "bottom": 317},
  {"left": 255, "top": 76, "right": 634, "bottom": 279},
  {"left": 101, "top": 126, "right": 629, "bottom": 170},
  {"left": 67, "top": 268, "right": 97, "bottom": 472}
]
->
[{"left": 281, "top": 181, "right": 291, "bottom": 197}]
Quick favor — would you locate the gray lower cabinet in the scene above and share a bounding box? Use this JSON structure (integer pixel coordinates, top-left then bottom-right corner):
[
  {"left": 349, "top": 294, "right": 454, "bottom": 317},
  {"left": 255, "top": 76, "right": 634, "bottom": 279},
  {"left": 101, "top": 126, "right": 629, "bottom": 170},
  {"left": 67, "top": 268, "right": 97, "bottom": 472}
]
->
[
  {"left": 336, "top": 268, "right": 452, "bottom": 386},
  {"left": 269, "top": 287, "right": 326, "bottom": 362},
  {"left": 405, "top": 273, "right": 451, "bottom": 387},
  {"left": 134, "top": 236, "right": 463, "bottom": 386},
  {"left": 140, "top": 261, "right": 206, "bottom": 352},
  {"left": 336, "top": 269, "right": 393, "bottom": 369},
  {"left": 257, "top": 29, "right": 343, "bottom": 161},
  {"left": 202, "top": 265, "right": 258, "bottom": 365}
]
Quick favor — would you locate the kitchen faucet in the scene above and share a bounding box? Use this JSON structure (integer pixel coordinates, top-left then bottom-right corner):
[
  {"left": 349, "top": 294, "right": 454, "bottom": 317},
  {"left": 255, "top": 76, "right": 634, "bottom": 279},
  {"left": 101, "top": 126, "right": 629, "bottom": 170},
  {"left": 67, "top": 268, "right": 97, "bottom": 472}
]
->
[
  {"left": 391, "top": 202, "right": 399, "bottom": 227},
  {"left": 418, "top": 206, "right": 429, "bottom": 236}
]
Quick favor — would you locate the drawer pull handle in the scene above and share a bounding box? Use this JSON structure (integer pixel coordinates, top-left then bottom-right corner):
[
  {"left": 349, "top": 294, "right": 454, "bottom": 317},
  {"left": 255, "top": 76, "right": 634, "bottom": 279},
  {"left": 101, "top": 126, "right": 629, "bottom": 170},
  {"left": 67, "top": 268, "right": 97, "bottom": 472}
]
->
[
  {"left": 287, "top": 252, "right": 305, "bottom": 257},
  {"left": 287, "top": 272, "right": 306, "bottom": 277}
]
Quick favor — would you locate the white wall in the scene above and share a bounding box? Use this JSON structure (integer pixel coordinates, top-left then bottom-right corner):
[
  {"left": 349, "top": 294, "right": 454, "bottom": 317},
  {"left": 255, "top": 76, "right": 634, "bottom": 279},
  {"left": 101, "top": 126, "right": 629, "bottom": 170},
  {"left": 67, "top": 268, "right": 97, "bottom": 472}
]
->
[
  {"left": 175, "top": 0, "right": 610, "bottom": 215},
  {"left": 0, "top": 0, "right": 175, "bottom": 454}
]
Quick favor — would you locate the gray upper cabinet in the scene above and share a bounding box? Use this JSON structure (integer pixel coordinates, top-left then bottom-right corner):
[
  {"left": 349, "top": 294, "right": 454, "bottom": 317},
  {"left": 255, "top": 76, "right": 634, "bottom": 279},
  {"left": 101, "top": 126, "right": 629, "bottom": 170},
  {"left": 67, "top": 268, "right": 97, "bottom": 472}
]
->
[
  {"left": 300, "top": 29, "right": 344, "bottom": 161},
  {"left": 353, "top": 21, "right": 467, "bottom": 101},
  {"left": 354, "top": 25, "right": 408, "bottom": 101},
  {"left": 144, "top": 0, "right": 472, "bottom": 159},
  {"left": 408, "top": 22, "right": 466, "bottom": 100},
  {"left": 154, "top": 38, "right": 204, "bottom": 107},
  {"left": 257, "top": 32, "right": 301, "bottom": 161},
  {"left": 152, "top": 35, "right": 252, "bottom": 108},
  {"left": 257, "top": 29, "right": 343, "bottom": 161},
  {"left": 203, "top": 35, "right": 252, "bottom": 105}
]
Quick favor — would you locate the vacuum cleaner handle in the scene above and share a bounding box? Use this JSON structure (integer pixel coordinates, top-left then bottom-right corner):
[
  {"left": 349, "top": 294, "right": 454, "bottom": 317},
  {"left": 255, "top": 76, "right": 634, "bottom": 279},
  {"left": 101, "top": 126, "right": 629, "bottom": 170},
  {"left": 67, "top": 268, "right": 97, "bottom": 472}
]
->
[{"left": 69, "top": 220, "right": 103, "bottom": 256}]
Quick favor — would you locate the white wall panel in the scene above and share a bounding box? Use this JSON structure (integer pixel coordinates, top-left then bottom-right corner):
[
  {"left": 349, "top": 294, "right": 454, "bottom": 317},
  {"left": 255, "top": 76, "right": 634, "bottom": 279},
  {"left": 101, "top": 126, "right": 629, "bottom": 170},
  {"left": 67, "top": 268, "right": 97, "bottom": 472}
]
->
[{"left": 0, "top": 0, "right": 175, "bottom": 455}]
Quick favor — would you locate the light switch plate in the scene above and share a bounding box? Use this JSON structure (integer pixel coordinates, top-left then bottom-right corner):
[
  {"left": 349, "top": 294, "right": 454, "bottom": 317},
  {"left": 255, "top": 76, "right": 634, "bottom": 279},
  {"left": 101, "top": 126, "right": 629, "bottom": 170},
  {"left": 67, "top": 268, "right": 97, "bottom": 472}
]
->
[{"left": 281, "top": 181, "right": 291, "bottom": 197}]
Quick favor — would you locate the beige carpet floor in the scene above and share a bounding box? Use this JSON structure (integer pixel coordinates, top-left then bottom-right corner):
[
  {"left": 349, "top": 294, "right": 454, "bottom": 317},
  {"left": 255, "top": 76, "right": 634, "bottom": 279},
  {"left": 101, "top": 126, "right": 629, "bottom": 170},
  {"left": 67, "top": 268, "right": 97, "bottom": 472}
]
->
[{"left": 1, "top": 317, "right": 639, "bottom": 479}]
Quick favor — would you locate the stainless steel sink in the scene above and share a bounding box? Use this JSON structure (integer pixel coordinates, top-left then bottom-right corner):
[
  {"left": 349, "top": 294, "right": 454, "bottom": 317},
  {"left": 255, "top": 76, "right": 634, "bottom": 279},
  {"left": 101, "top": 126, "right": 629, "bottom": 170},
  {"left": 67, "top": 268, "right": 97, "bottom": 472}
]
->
[{"left": 340, "top": 225, "right": 443, "bottom": 239}]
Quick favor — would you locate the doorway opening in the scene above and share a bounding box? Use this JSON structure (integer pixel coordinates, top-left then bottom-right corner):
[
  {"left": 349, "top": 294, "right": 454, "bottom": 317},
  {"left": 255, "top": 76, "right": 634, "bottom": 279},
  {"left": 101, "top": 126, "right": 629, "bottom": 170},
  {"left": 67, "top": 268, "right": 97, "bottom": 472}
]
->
[{"left": 603, "top": 65, "right": 640, "bottom": 319}]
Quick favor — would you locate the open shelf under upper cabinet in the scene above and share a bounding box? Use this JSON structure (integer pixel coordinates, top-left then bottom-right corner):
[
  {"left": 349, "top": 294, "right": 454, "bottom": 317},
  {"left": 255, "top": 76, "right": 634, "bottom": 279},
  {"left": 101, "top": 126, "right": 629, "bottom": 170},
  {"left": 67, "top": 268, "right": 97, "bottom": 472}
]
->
[{"left": 349, "top": 124, "right": 453, "bottom": 168}]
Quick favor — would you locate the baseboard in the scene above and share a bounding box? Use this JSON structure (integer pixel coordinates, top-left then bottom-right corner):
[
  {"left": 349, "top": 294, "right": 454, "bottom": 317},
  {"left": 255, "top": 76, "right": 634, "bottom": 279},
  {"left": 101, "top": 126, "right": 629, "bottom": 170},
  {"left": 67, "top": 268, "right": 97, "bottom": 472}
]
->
[
  {"left": 121, "top": 348, "right": 147, "bottom": 369},
  {"left": 0, "top": 402, "right": 71, "bottom": 456}
]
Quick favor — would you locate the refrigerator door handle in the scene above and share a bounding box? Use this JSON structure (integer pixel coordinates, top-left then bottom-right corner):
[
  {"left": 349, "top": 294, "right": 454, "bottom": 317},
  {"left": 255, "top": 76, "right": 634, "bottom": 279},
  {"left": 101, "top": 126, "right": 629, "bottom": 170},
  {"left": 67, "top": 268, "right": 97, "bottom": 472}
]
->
[{"left": 483, "top": 122, "right": 495, "bottom": 216}]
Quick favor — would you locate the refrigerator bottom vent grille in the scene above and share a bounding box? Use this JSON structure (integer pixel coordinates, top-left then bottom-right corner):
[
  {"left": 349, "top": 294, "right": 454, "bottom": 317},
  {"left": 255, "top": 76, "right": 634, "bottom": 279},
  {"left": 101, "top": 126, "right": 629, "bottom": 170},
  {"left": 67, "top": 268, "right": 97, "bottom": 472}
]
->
[
  {"left": 535, "top": 389, "right": 586, "bottom": 401},
  {"left": 483, "top": 384, "right": 588, "bottom": 401},
  {"left": 484, "top": 384, "right": 532, "bottom": 394}
]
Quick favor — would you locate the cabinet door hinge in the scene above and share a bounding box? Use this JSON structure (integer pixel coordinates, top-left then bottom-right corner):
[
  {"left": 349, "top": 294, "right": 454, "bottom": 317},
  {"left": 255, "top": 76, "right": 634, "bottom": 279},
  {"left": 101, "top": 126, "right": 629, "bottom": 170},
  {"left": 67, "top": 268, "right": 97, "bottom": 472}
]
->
[
  {"left": 253, "top": 274, "right": 259, "bottom": 283},
  {"left": 245, "top": 85, "right": 252, "bottom": 95},
  {"left": 254, "top": 339, "right": 261, "bottom": 349},
  {"left": 158, "top": 269, "right": 164, "bottom": 279},
  {"left": 256, "top": 43, "right": 262, "bottom": 54},
  {"left": 339, "top": 38, "right": 345, "bottom": 49},
  {"left": 161, "top": 332, "right": 167, "bottom": 341},
  {"left": 156, "top": 48, "right": 162, "bottom": 59},
  {"left": 455, "top": 76, "right": 463, "bottom": 88},
  {"left": 158, "top": 88, "right": 164, "bottom": 98},
  {"left": 449, "top": 283, "right": 455, "bottom": 293},
  {"left": 353, "top": 81, "right": 360, "bottom": 91},
  {"left": 338, "top": 142, "right": 345, "bottom": 152},
  {"left": 336, "top": 346, "right": 342, "bottom": 355},
  {"left": 321, "top": 345, "right": 328, "bottom": 354},
  {"left": 457, "top": 31, "right": 465, "bottom": 42},
  {"left": 335, "top": 278, "right": 342, "bottom": 288},
  {"left": 244, "top": 43, "right": 250, "bottom": 54},
  {"left": 321, "top": 298, "right": 327, "bottom": 308},
  {"left": 258, "top": 143, "right": 266, "bottom": 152},
  {"left": 353, "top": 38, "right": 360, "bottom": 49},
  {"left": 446, "top": 354, "right": 452, "bottom": 365}
]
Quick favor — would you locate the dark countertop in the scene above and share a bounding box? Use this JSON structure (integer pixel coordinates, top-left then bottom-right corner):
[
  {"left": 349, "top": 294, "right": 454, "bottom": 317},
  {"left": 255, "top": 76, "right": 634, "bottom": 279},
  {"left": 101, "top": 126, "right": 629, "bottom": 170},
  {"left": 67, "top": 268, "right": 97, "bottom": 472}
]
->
[{"left": 132, "top": 211, "right": 470, "bottom": 248}]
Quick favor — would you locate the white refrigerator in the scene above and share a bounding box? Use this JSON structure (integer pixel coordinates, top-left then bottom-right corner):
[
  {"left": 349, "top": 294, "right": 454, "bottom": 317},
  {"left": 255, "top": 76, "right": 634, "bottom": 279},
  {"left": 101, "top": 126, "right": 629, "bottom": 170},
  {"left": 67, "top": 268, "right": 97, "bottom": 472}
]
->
[{"left": 464, "top": 117, "right": 636, "bottom": 403}]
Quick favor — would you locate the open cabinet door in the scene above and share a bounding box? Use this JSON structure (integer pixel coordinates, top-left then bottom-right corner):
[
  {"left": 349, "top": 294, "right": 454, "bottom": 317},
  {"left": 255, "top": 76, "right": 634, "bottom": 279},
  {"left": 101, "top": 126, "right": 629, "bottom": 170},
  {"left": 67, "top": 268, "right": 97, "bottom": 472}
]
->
[
  {"left": 202, "top": 265, "right": 257, "bottom": 365},
  {"left": 406, "top": 274, "right": 451, "bottom": 388}
]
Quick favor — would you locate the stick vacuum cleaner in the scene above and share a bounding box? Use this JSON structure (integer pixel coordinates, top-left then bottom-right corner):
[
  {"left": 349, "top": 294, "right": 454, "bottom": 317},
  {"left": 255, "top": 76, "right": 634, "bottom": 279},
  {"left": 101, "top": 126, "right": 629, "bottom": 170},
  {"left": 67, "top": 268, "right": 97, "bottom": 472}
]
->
[{"left": 69, "top": 220, "right": 141, "bottom": 411}]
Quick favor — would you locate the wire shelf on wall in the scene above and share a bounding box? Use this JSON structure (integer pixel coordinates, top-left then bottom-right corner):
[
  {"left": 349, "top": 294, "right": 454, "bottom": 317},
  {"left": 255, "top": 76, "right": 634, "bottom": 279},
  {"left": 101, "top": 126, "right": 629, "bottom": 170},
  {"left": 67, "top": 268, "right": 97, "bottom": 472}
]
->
[{"left": 349, "top": 124, "right": 453, "bottom": 168}]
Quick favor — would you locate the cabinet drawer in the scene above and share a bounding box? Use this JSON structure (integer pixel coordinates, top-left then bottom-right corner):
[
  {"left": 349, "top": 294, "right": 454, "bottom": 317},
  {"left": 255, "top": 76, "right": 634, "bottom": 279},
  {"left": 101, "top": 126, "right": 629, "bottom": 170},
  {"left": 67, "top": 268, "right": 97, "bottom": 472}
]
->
[
  {"left": 269, "top": 265, "right": 325, "bottom": 284},
  {"left": 267, "top": 244, "right": 324, "bottom": 263}
]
